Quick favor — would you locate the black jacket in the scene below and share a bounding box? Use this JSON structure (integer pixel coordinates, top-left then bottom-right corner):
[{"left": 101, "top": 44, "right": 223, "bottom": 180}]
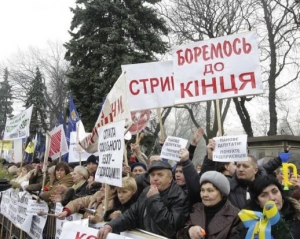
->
[{"left": 107, "top": 181, "right": 190, "bottom": 238}]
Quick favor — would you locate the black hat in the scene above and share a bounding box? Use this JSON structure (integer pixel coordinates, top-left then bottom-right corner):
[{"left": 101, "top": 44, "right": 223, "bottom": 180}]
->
[
  {"left": 87, "top": 155, "right": 99, "bottom": 164},
  {"left": 131, "top": 162, "right": 147, "bottom": 172},
  {"left": 148, "top": 161, "right": 172, "bottom": 174},
  {"left": 0, "top": 179, "right": 11, "bottom": 192}
]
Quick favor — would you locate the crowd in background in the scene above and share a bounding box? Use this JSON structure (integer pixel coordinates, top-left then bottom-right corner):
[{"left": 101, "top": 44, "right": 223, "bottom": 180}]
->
[{"left": 1, "top": 127, "right": 300, "bottom": 239}]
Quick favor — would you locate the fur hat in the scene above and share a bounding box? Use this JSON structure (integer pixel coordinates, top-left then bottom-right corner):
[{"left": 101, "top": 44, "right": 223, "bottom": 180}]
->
[{"left": 200, "top": 171, "right": 230, "bottom": 196}]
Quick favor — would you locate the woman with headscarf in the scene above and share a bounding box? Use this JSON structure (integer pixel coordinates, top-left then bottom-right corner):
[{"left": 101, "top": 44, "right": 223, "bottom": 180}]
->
[
  {"left": 232, "top": 174, "right": 300, "bottom": 239},
  {"left": 177, "top": 171, "right": 240, "bottom": 239}
]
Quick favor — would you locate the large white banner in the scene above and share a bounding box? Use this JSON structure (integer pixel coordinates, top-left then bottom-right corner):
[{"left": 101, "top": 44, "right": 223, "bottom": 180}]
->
[
  {"left": 68, "top": 132, "right": 92, "bottom": 163},
  {"left": 173, "top": 31, "right": 263, "bottom": 104},
  {"left": 95, "top": 120, "right": 125, "bottom": 187},
  {"left": 122, "top": 61, "right": 175, "bottom": 111},
  {"left": 49, "top": 124, "right": 69, "bottom": 160},
  {"left": 213, "top": 135, "right": 248, "bottom": 162},
  {"left": 4, "top": 105, "right": 33, "bottom": 140},
  {"left": 80, "top": 73, "right": 132, "bottom": 153}
]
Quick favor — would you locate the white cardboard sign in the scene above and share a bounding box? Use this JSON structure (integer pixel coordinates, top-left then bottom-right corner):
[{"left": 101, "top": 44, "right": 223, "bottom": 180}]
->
[{"left": 160, "top": 136, "right": 188, "bottom": 162}]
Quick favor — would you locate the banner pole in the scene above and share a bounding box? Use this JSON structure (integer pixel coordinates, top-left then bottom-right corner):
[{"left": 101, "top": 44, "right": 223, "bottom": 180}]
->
[
  {"left": 42, "top": 132, "right": 51, "bottom": 190},
  {"left": 20, "top": 136, "right": 28, "bottom": 168},
  {"left": 216, "top": 100, "right": 223, "bottom": 136},
  {"left": 156, "top": 108, "right": 165, "bottom": 141}
]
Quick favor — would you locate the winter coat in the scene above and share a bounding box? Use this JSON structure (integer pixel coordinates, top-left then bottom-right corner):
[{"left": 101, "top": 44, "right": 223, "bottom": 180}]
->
[
  {"left": 176, "top": 200, "right": 240, "bottom": 239},
  {"left": 41, "top": 173, "right": 73, "bottom": 202},
  {"left": 65, "top": 191, "right": 114, "bottom": 223},
  {"left": 107, "top": 181, "right": 190, "bottom": 238},
  {"left": 103, "top": 197, "right": 136, "bottom": 222},
  {"left": 231, "top": 197, "right": 300, "bottom": 239}
]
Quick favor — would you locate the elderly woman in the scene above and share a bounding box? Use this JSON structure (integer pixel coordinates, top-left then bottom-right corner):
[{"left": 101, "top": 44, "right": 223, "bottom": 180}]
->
[
  {"left": 39, "top": 162, "right": 73, "bottom": 202},
  {"left": 177, "top": 171, "right": 240, "bottom": 239},
  {"left": 50, "top": 165, "right": 89, "bottom": 205},
  {"left": 232, "top": 175, "right": 300, "bottom": 239}
]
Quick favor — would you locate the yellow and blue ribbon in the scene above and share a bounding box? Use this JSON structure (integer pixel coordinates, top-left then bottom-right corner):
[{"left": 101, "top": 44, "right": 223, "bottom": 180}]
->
[{"left": 238, "top": 201, "right": 280, "bottom": 239}]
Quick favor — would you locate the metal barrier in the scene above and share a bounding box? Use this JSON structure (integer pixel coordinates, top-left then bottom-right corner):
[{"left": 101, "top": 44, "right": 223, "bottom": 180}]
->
[{"left": 0, "top": 212, "right": 56, "bottom": 239}]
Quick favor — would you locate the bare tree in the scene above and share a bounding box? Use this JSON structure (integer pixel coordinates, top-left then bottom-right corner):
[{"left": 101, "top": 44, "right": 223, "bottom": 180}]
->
[
  {"left": 1, "top": 41, "right": 70, "bottom": 129},
  {"left": 159, "top": 0, "right": 253, "bottom": 137}
]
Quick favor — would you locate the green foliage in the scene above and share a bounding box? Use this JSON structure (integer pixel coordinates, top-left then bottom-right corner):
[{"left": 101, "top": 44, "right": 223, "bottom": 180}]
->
[
  {"left": 0, "top": 68, "right": 13, "bottom": 134},
  {"left": 65, "top": 0, "right": 168, "bottom": 130},
  {"left": 24, "top": 67, "right": 48, "bottom": 135}
]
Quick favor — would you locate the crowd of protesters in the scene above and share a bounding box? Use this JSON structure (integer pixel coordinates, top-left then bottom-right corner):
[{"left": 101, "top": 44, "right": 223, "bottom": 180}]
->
[{"left": 1, "top": 127, "right": 300, "bottom": 239}]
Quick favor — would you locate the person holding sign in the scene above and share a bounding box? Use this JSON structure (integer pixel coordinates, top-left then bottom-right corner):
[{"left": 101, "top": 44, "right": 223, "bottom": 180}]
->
[
  {"left": 98, "top": 161, "right": 190, "bottom": 239},
  {"left": 57, "top": 184, "right": 116, "bottom": 223}
]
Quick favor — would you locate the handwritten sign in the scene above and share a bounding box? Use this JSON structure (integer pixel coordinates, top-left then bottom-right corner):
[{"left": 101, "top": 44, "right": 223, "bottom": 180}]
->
[
  {"left": 160, "top": 136, "right": 188, "bottom": 162},
  {"left": 213, "top": 135, "right": 248, "bottom": 162},
  {"left": 95, "top": 120, "right": 125, "bottom": 187},
  {"left": 173, "top": 31, "right": 263, "bottom": 105}
]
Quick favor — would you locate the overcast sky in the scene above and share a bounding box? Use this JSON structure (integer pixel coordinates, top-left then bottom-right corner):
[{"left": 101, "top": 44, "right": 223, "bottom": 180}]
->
[{"left": 0, "top": 0, "right": 75, "bottom": 61}]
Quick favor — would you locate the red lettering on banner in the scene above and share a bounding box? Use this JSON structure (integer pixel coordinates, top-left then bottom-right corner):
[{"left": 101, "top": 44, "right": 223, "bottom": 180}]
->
[
  {"left": 220, "top": 75, "right": 238, "bottom": 94},
  {"left": 204, "top": 62, "right": 224, "bottom": 75},
  {"left": 139, "top": 79, "right": 148, "bottom": 93},
  {"left": 129, "top": 80, "right": 139, "bottom": 95},
  {"left": 211, "top": 43, "right": 224, "bottom": 59},
  {"left": 242, "top": 38, "right": 252, "bottom": 53},
  {"left": 223, "top": 41, "right": 232, "bottom": 57},
  {"left": 180, "top": 81, "right": 194, "bottom": 98},
  {"left": 177, "top": 49, "right": 185, "bottom": 66},
  {"left": 193, "top": 47, "right": 201, "bottom": 62},
  {"left": 201, "top": 78, "right": 217, "bottom": 95},
  {"left": 239, "top": 72, "right": 256, "bottom": 90},
  {"left": 75, "top": 232, "right": 86, "bottom": 239},
  {"left": 75, "top": 232, "right": 96, "bottom": 239},
  {"left": 185, "top": 48, "right": 193, "bottom": 64},
  {"left": 161, "top": 76, "right": 174, "bottom": 92},
  {"left": 129, "top": 76, "right": 174, "bottom": 95},
  {"left": 233, "top": 38, "right": 242, "bottom": 54},
  {"left": 176, "top": 37, "right": 252, "bottom": 66},
  {"left": 150, "top": 78, "right": 159, "bottom": 93}
]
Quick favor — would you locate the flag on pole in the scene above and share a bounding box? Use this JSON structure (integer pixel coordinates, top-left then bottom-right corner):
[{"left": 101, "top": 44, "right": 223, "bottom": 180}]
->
[
  {"left": 49, "top": 124, "right": 68, "bottom": 160},
  {"left": 79, "top": 72, "right": 132, "bottom": 153},
  {"left": 67, "top": 96, "right": 80, "bottom": 144}
]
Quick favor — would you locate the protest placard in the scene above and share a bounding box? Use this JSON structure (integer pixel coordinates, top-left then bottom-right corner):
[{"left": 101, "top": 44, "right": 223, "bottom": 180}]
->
[
  {"left": 95, "top": 120, "right": 125, "bottom": 187},
  {"left": 0, "top": 188, "right": 11, "bottom": 217},
  {"left": 122, "top": 61, "right": 175, "bottom": 111},
  {"left": 3, "top": 105, "right": 33, "bottom": 140},
  {"left": 0, "top": 140, "right": 12, "bottom": 150},
  {"left": 80, "top": 73, "right": 132, "bottom": 153},
  {"left": 16, "top": 192, "right": 33, "bottom": 230},
  {"left": 55, "top": 203, "right": 83, "bottom": 239},
  {"left": 7, "top": 188, "right": 19, "bottom": 224},
  {"left": 160, "top": 136, "right": 188, "bottom": 162},
  {"left": 213, "top": 135, "right": 248, "bottom": 162},
  {"left": 49, "top": 124, "right": 69, "bottom": 160},
  {"left": 173, "top": 31, "right": 263, "bottom": 105},
  {"left": 68, "top": 132, "right": 92, "bottom": 163},
  {"left": 26, "top": 199, "right": 49, "bottom": 215}
]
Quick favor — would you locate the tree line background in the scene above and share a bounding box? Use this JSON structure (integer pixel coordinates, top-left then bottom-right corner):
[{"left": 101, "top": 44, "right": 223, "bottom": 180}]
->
[{"left": 0, "top": 0, "right": 300, "bottom": 164}]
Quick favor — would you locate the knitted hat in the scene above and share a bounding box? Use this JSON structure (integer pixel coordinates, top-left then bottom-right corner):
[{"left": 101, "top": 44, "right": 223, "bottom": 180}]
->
[
  {"left": 200, "top": 171, "right": 230, "bottom": 196},
  {"left": 130, "top": 162, "right": 147, "bottom": 172},
  {"left": 86, "top": 155, "right": 99, "bottom": 164}
]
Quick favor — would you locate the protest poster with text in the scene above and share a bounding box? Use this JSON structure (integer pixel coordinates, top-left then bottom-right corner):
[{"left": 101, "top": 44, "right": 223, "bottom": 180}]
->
[
  {"left": 213, "top": 135, "right": 248, "bottom": 162},
  {"left": 80, "top": 73, "right": 132, "bottom": 153},
  {"left": 95, "top": 120, "right": 125, "bottom": 187},
  {"left": 122, "top": 61, "right": 175, "bottom": 111},
  {"left": 68, "top": 132, "right": 92, "bottom": 163},
  {"left": 3, "top": 105, "right": 33, "bottom": 140},
  {"left": 173, "top": 31, "right": 263, "bottom": 105},
  {"left": 55, "top": 203, "right": 83, "bottom": 239},
  {"left": 160, "top": 136, "right": 188, "bottom": 162}
]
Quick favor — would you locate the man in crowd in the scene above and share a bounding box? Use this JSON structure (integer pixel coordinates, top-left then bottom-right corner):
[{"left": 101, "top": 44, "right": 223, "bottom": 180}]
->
[{"left": 98, "top": 161, "right": 190, "bottom": 239}]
